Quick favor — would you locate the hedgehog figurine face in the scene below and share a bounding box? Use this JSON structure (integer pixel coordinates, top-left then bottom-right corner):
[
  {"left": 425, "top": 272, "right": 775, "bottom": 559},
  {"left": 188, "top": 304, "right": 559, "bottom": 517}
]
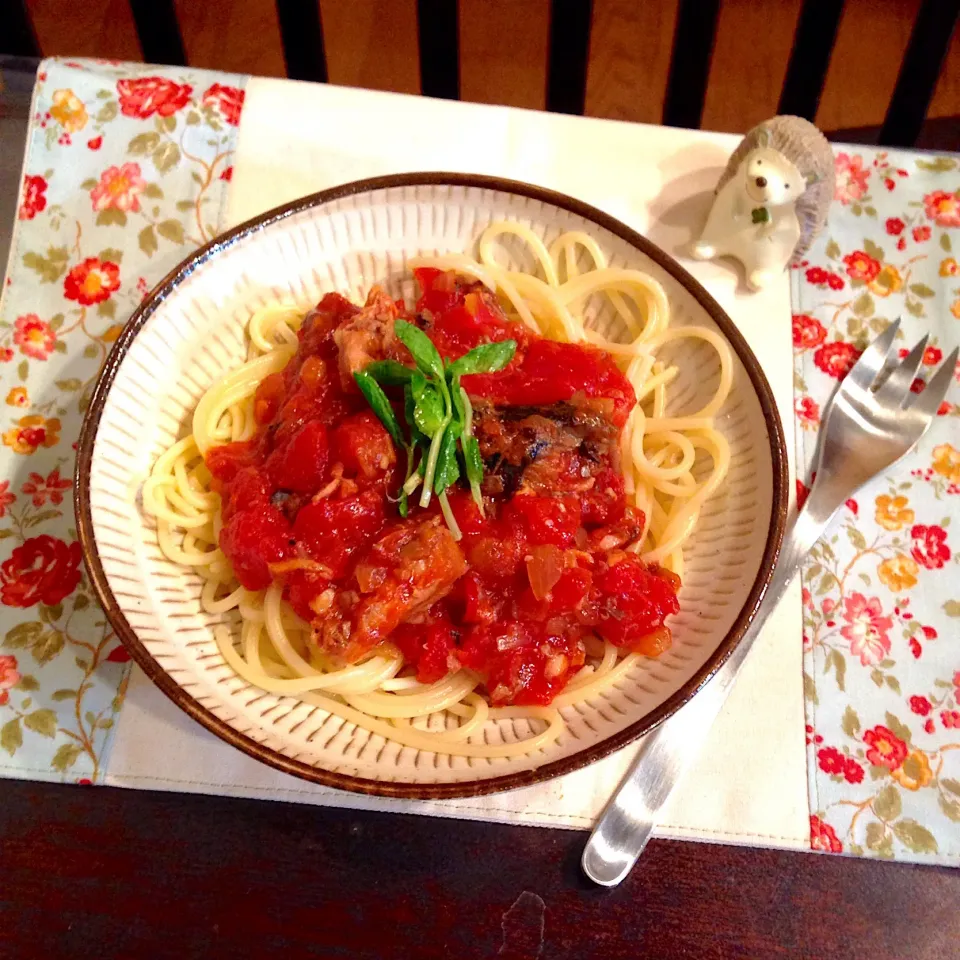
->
[{"left": 691, "top": 116, "right": 835, "bottom": 292}]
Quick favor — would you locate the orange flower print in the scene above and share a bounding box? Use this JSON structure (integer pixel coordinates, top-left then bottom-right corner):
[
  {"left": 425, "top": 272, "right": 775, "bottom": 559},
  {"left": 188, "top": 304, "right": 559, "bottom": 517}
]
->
[
  {"left": 843, "top": 251, "right": 881, "bottom": 283},
  {"left": 877, "top": 554, "right": 918, "bottom": 592},
  {"left": 809, "top": 815, "right": 842, "bottom": 853},
  {"left": 940, "top": 257, "right": 959, "bottom": 277},
  {"left": 834, "top": 153, "right": 869, "bottom": 206},
  {"left": 2, "top": 415, "right": 61, "bottom": 455},
  {"left": 63, "top": 257, "right": 120, "bottom": 305},
  {"left": 5, "top": 387, "right": 29, "bottom": 408},
  {"left": 868, "top": 264, "right": 903, "bottom": 298},
  {"left": 951, "top": 298, "right": 960, "bottom": 321},
  {"left": 891, "top": 750, "right": 933, "bottom": 791},
  {"left": 0, "top": 654, "right": 21, "bottom": 707},
  {"left": 874, "top": 494, "right": 914, "bottom": 531},
  {"left": 21, "top": 467, "right": 71, "bottom": 507},
  {"left": 841, "top": 593, "right": 893, "bottom": 666},
  {"left": 90, "top": 162, "right": 147, "bottom": 213},
  {"left": 18, "top": 174, "right": 47, "bottom": 221},
  {"left": 0, "top": 480, "right": 14, "bottom": 517},
  {"left": 13, "top": 313, "right": 56, "bottom": 360},
  {"left": 49, "top": 89, "right": 88, "bottom": 133},
  {"left": 863, "top": 725, "right": 908, "bottom": 770},
  {"left": 795, "top": 396, "right": 820, "bottom": 431},
  {"left": 932, "top": 443, "right": 960, "bottom": 483},
  {"left": 923, "top": 189, "right": 960, "bottom": 228}
]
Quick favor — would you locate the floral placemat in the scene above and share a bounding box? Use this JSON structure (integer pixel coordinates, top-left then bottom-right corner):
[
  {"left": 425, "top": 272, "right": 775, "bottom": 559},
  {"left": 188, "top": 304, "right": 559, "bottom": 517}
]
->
[
  {"left": 0, "top": 58, "right": 245, "bottom": 782},
  {"left": 795, "top": 149, "right": 960, "bottom": 862}
]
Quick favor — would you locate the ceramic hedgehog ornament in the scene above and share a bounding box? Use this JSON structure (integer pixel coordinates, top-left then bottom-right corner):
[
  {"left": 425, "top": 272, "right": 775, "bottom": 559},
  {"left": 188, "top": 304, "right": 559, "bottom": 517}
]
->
[{"left": 692, "top": 115, "right": 835, "bottom": 291}]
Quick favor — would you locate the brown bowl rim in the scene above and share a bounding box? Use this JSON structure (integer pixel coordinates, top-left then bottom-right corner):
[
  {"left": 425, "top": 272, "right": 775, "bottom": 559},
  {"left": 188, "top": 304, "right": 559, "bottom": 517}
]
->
[{"left": 75, "top": 171, "right": 789, "bottom": 800}]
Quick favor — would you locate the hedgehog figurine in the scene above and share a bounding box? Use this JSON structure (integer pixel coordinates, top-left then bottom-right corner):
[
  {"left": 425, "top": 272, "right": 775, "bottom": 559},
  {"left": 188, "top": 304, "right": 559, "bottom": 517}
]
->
[{"left": 692, "top": 115, "right": 835, "bottom": 291}]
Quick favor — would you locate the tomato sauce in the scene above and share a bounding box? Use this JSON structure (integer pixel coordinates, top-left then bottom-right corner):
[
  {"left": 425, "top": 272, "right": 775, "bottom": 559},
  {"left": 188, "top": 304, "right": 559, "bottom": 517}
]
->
[{"left": 205, "top": 270, "right": 680, "bottom": 706}]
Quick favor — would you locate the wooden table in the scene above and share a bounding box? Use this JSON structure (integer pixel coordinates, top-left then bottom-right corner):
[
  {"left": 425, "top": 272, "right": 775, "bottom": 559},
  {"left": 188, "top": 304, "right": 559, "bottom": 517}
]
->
[
  {"left": 1, "top": 777, "right": 957, "bottom": 959},
  {"left": 1, "top": 57, "right": 958, "bottom": 958}
]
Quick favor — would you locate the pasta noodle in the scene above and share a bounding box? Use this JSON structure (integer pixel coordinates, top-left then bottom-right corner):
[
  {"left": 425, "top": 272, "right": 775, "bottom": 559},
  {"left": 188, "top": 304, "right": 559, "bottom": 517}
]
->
[{"left": 143, "top": 224, "right": 733, "bottom": 760}]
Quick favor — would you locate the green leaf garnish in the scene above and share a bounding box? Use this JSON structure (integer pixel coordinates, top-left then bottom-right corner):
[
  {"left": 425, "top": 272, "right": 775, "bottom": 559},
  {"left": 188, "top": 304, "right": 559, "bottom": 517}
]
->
[
  {"left": 412, "top": 378, "right": 445, "bottom": 437},
  {"left": 447, "top": 339, "right": 517, "bottom": 377},
  {"left": 354, "top": 322, "right": 509, "bottom": 538},
  {"left": 353, "top": 371, "right": 404, "bottom": 448},
  {"left": 394, "top": 319, "right": 444, "bottom": 381},
  {"left": 365, "top": 359, "right": 416, "bottom": 385}
]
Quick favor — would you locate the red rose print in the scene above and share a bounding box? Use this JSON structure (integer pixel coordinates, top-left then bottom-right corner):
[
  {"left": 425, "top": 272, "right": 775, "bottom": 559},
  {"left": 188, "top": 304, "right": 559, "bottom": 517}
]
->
[
  {"left": 912, "top": 225, "right": 931, "bottom": 243},
  {"left": 18, "top": 174, "right": 48, "bottom": 220},
  {"left": 841, "top": 593, "right": 893, "bottom": 665},
  {"left": 924, "top": 718, "right": 935, "bottom": 734},
  {"left": 814, "top": 341, "right": 861, "bottom": 379},
  {"left": 842, "top": 250, "right": 881, "bottom": 282},
  {"left": 13, "top": 314, "right": 56, "bottom": 360},
  {"left": 909, "top": 637, "right": 922, "bottom": 659},
  {"left": 922, "top": 626, "right": 937, "bottom": 640},
  {"left": 106, "top": 645, "right": 132, "bottom": 663},
  {"left": 897, "top": 236, "right": 906, "bottom": 251},
  {"left": 21, "top": 468, "right": 71, "bottom": 507},
  {"left": 796, "top": 479, "right": 809, "bottom": 511},
  {"left": 910, "top": 524, "right": 950, "bottom": 569},
  {"left": 817, "top": 746, "right": 846, "bottom": 774},
  {"left": 63, "top": 257, "right": 120, "bottom": 305},
  {"left": 827, "top": 273, "right": 845, "bottom": 290},
  {"left": 810, "top": 815, "right": 842, "bottom": 853},
  {"left": 201, "top": 83, "right": 244, "bottom": 126},
  {"left": 795, "top": 395, "right": 820, "bottom": 430},
  {"left": 843, "top": 759, "right": 864, "bottom": 784},
  {"left": 87, "top": 135, "right": 103, "bottom": 150},
  {"left": 942, "top": 710, "right": 960, "bottom": 730},
  {"left": 938, "top": 401, "right": 953, "bottom": 415},
  {"left": 805, "top": 266, "right": 830, "bottom": 285},
  {"left": 0, "top": 348, "right": 12, "bottom": 362},
  {"left": 0, "top": 481, "right": 14, "bottom": 518},
  {"left": 863, "top": 725, "right": 908, "bottom": 770},
  {"left": 885, "top": 217, "right": 904, "bottom": 235},
  {"left": 0, "top": 654, "right": 20, "bottom": 706},
  {"left": 219, "top": 166, "right": 233, "bottom": 182},
  {"left": 923, "top": 189, "right": 960, "bottom": 228},
  {"left": 792, "top": 314, "right": 827, "bottom": 349},
  {"left": 909, "top": 695, "right": 931, "bottom": 716},
  {"left": 922, "top": 345, "right": 942, "bottom": 366},
  {"left": 0, "top": 535, "right": 82, "bottom": 607},
  {"left": 117, "top": 77, "right": 193, "bottom": 119}
]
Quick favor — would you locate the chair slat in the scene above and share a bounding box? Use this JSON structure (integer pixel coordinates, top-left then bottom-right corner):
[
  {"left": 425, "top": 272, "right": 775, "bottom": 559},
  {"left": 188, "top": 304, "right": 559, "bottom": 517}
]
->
[
  {"left": 546, "top": 0, "right": 593, "bottom": 115},
  {"left": 662, "top": 0, "right": 720, "bottom": 129},
  {"left": 777, "top": 0, "right": 844, "bottom": 120},
  {"left": 880, "top": 0, "right": 960, "bottom": 147},
  {"left": 129, "top": 0, "right": 187, "bottom": 66},
  {"left": 417, "top": 0, "right": 459, "bottom": 99},
  {"left": 5, "top": 0, "right": 40, "bottom": 57},
  {"left": 275, "top": 0, "right": 328, "bottom": 83}
]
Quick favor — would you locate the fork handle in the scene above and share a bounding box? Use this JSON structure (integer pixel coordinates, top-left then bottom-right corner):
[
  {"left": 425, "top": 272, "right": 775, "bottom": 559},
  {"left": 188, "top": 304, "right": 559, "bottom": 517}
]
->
[{"left": 581, "top": 500, "right": 838, "bottom": 886}]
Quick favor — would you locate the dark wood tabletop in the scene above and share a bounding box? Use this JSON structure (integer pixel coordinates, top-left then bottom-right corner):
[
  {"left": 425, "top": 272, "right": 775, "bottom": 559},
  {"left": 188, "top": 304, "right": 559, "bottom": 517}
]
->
[{"left": 1, "top": 777, "right": 958, "bottom": 959}]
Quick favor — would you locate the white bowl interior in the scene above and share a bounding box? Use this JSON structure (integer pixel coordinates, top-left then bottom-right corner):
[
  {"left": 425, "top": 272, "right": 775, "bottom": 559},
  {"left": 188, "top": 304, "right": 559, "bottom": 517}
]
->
[{"left": 87, "top": 182, "right": 779, "bottom": 789}]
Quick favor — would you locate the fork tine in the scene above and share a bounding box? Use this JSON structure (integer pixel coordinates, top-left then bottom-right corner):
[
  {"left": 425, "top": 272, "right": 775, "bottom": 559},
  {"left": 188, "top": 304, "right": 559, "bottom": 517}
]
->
[
  {"left": 909, "top": 346, "right": 959, "bottom": 420},
  {"left": 874, "top": 335, "right": 928, "bottom": 407},
  {"left": 846, "top": 318, "right": 900, "bottom": 391}
]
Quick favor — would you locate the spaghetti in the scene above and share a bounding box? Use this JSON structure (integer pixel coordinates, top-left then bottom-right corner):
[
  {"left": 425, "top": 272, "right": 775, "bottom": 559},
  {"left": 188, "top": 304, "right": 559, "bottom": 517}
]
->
[{"left": 142, "top": 224, "right": 733, "bottom": 759}]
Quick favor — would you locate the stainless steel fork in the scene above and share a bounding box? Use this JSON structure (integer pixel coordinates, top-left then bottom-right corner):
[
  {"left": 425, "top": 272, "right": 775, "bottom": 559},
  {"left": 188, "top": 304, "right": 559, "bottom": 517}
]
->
[{"left": 582, "top": 320, "right": 958, "bottom": 887}]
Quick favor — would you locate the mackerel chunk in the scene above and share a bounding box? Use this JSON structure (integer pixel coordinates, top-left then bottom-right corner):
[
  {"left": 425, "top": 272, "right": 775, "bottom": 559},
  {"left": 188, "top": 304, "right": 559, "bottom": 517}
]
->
[{"left": 471, "top": 395, "right": 621, "bottom": 499}]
